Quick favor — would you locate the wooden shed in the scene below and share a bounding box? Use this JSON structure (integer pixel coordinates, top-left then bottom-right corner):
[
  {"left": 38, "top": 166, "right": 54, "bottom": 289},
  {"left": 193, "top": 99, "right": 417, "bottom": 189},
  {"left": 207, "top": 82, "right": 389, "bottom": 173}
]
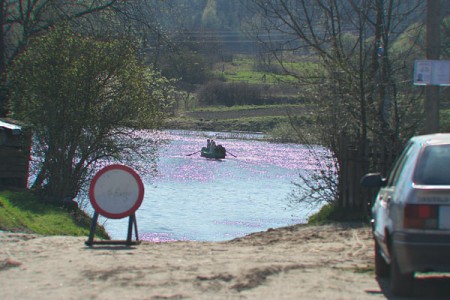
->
[{"left": 0, "top": 119, "right": 31, "bottom": 189}]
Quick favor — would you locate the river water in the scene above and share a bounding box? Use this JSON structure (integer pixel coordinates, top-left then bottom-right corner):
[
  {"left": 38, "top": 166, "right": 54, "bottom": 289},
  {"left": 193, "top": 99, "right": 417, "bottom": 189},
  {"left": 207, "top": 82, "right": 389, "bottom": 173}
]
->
[{"left": 100, "top": 130, "right": 328, "bottom": 242}]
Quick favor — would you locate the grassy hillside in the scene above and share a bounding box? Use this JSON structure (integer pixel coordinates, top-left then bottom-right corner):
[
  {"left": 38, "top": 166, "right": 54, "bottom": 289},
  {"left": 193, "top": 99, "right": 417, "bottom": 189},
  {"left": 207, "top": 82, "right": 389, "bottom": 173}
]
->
[
  {"left": 215, "top": 55, "right": 318, "bottom": 85},
  {"left": 0, "top": 190, "right": 109, "bottom": 239}
]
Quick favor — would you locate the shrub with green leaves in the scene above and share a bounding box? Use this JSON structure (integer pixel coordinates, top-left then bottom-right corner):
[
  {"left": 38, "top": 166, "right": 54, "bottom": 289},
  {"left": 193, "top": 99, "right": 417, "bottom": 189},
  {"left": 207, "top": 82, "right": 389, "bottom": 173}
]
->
[{"left": 7, "top": 26, "right": 175, "bottom": 202}]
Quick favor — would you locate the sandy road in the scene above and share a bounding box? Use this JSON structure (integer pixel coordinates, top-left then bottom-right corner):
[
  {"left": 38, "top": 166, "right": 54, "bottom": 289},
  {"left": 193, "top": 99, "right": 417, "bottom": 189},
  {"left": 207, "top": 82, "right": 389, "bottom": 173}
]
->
[{"left": 1, "top": 224, "right": 449, "bottom": 299}]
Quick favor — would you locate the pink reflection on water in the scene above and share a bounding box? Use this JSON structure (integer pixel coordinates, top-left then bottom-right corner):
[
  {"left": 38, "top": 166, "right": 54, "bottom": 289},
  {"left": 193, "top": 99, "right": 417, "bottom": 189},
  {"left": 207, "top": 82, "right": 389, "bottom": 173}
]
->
[
  {"left": 140, "top": 232, "right": 190, "bottom": 243},
  {"left": 152, "top": 130, "right": 333, "bottom": 183},
  {"left": 232, "top": 142, "right": 325, "bottom": 171},
  {"left": 172, "top": 163, "right": 215, "bottom": 182}
]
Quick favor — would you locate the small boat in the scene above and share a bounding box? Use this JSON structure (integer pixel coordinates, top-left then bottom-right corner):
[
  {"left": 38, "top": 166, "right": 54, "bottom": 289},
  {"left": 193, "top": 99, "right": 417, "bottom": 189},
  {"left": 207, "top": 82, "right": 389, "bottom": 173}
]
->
[{"left": 201, "top": 145, "right": 226, "bottom": 159}]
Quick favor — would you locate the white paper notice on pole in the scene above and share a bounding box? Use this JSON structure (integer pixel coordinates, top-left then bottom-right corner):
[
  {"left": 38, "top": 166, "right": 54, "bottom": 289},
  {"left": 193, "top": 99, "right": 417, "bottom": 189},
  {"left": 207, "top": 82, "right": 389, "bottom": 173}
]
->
[{"left": 414, "top": 60, "right": 450, "bottom": 86}]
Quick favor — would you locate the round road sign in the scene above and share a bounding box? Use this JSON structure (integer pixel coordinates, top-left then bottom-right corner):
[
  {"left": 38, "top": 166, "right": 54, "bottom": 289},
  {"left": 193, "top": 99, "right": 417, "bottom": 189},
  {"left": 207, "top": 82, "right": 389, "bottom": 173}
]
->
[{"left": 89, "top": 164, "right": 144, "bottom": 219}]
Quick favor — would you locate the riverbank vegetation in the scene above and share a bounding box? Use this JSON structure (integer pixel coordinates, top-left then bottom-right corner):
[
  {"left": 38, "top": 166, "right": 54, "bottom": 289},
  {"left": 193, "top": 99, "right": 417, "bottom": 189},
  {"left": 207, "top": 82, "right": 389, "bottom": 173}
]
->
[
  {"left": 0, "top": 190, "right": 108, "bottom": 238},
  {"left": 7, "top": 26, "right": 175, "bottom": 203},
  {"left": 307, "top": 203, "right": 370, "bottom": 225},
  {"left": 163, "top": 104, "right": 318, "bottom": 143}
]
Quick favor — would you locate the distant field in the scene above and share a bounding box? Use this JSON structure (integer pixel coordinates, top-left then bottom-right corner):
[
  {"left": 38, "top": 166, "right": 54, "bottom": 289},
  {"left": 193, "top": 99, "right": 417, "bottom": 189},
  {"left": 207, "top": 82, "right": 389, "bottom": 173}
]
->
[
  {"left": 164, "top": 105, "right": 314, "bottom": 133},
  {"left": 184, "top": 105, "right": 308, "bottom": 120},
  {"left": 216, "top": 55, "right": 319, "bottom": 85}
]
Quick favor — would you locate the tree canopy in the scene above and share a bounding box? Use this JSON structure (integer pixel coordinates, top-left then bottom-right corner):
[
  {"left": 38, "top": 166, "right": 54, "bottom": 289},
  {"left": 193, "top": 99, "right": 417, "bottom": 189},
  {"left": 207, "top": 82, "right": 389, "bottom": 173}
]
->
[{"left": 7, "top": 26, "right": 174, "bottom": 201}]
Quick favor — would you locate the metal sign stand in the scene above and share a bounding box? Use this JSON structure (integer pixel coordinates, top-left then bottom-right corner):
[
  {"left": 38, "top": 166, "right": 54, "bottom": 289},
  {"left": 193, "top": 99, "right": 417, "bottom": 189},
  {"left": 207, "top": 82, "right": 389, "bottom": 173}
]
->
[
  {"left": 85, "top": 211, "right": 141, "bottom": 247},
  {"left": 85, "top": 164, "right": 144, "bottom": 247}
]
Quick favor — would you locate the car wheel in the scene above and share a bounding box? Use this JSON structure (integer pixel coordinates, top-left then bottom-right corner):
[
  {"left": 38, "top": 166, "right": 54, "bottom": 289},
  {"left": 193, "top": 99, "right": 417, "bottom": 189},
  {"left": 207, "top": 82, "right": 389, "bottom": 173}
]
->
[
  {"left": 390, "top": 247, "right": 414, "bottom": 296},
  {"left": 374, "top": 241, "right": 389, "bottom": 277}
]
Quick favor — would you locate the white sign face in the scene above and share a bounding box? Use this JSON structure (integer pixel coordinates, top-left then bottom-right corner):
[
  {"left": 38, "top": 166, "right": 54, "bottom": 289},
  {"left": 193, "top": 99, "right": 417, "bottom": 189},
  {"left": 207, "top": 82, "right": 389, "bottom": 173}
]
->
[
  {"left": 414, "top": 60, "right": 450, "bottom": 86},
  {"left": 89, "top": 165, "right": 144, "bottom": 219}
]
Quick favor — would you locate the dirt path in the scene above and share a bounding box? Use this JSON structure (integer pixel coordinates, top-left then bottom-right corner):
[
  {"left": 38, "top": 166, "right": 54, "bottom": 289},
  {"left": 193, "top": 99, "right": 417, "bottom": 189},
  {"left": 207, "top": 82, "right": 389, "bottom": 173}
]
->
[{"left": 1, "top": 224, "right": 449, "bottom": 299}]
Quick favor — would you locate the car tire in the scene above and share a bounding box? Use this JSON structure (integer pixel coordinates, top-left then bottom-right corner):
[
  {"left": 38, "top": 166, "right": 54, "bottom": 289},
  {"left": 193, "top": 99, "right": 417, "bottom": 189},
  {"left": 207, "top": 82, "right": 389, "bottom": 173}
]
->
[
  {"left": 390, "top": 247, "right": 414, "bottom": 296},
  {"left": 374, "top": 242, "right": 389, "bottom": 277}
]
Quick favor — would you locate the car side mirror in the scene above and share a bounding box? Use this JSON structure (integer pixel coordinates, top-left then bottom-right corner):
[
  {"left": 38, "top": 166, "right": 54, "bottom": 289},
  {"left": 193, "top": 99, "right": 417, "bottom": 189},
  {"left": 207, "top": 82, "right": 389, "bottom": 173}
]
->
[{"left": 360, "top": 173, "right": 386, "bottom": 188}]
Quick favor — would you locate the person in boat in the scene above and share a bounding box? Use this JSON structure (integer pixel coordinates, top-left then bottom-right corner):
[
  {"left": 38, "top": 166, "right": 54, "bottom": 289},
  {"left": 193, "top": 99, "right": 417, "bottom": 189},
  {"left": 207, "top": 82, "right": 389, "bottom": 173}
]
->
[
  {"left": 210, "top": 139, "right": 216, "bottom": 153},
  {"left": 206, "top": 139, "right": 211, "bottom": 151}
]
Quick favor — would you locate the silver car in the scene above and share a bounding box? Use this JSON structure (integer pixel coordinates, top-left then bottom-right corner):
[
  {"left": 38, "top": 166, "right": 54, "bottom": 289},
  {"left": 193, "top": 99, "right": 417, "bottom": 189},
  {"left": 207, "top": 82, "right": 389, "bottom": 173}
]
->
[{"left": 361, "top": 133, "right": 450, "bottom": 296}]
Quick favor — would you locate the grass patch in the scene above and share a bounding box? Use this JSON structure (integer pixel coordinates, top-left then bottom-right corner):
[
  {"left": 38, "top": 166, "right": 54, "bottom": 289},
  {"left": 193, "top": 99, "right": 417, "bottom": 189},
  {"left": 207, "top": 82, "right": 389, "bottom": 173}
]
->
[
  {"left": 0, "top": 190, "right": 109, "bottom": 239},
  {"left": 307, "top": 203, "right": 370, "bottom": 225},
  {"left": 216, "top": 55, "right": 319, "bottom": 85}
]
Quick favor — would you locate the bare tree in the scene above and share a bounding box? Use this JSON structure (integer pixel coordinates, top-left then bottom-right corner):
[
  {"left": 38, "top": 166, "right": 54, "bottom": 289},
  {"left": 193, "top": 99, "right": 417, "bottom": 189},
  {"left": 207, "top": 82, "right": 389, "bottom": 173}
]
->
[{"left": 245, "top": 0, "right": 426, "bottom": 210}]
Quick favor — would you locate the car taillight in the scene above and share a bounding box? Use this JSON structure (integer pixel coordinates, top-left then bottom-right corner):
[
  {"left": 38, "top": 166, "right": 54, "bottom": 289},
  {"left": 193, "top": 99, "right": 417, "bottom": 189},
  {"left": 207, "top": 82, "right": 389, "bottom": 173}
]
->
[{"left": 404, "top": 204, "right": 438, "bottom": 229}]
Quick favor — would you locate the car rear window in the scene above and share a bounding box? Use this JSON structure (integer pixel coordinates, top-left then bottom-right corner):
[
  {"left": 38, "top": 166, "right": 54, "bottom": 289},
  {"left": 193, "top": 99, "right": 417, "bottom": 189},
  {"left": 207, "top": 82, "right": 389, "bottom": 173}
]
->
[{"left": 414, "top": 144, "right": 450, "bottom": 185}]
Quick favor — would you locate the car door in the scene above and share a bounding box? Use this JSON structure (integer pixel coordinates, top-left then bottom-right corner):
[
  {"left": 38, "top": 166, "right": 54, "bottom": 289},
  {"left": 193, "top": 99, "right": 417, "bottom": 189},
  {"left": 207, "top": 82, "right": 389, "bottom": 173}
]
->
[{"left": 373, "top": 142, "right": 414, "bottom": 256}]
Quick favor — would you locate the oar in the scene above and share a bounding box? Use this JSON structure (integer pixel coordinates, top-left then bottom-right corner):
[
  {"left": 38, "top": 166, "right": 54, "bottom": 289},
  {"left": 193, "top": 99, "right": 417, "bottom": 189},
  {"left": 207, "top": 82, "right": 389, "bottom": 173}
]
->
[
  {"left": 186, "top": 150, "right": 201, "bottom": 156},
  {"left": 226, "top": 150, "right": 237, "bottom": 158}
]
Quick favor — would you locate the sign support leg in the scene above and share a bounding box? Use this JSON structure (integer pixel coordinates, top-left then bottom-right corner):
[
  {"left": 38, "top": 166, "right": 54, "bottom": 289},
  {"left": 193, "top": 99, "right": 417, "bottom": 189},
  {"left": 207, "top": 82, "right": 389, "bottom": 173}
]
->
[
  {"left": 127, "top": 214, "right": 133, "bottom": 244},
  {"left": 133, "top": 214, "right": 139, "bottom": 242},
  {"left": 86, "top": 211, "right": 99, "bottom": 246},
  {"left": 126, "top": 214, "right": 139, "bottom": 245},
  {"left": 86, "top": 211, "right": 141, "bottom": 247}
]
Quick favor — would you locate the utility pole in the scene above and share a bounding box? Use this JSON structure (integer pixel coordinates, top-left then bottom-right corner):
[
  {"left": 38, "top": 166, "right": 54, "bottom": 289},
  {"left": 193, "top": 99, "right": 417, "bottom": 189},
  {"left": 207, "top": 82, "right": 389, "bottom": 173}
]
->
[{"left": 423, "top": 0, "right": 441, "bottom": 134}]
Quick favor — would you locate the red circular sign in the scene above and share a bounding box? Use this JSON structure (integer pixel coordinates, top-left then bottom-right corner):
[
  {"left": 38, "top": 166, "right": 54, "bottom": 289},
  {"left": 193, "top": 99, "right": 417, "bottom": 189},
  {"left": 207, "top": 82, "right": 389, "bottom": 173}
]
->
[{"left": 89, "top": 165, "right": 144, "bottom": 219}]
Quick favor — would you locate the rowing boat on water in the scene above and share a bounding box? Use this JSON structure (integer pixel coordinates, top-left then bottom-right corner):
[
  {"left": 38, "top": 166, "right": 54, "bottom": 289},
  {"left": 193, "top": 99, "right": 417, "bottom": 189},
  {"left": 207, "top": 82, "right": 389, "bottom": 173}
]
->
[{"left": 200, "top": 145, "right": 226, "bottom": 159}]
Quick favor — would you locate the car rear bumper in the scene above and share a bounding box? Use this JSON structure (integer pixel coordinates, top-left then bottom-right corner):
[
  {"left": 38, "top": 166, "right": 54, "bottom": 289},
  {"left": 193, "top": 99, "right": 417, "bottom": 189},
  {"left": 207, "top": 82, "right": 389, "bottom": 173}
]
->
[{"left": 393, "top": 231, "right": 450, "bottom": 273}]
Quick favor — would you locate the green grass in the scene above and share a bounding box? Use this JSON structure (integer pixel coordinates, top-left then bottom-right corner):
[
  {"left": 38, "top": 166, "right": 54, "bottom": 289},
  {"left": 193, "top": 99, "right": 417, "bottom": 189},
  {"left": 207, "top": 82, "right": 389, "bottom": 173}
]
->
[
  {"left": 0, "top": 190, "right": 109, "bottom": 238},
  {"left": 215, "top": 55, "right": 318, "bottom": 84},
  {"left": 307, "top": 203, "right": 371, "bottom": 225}
]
